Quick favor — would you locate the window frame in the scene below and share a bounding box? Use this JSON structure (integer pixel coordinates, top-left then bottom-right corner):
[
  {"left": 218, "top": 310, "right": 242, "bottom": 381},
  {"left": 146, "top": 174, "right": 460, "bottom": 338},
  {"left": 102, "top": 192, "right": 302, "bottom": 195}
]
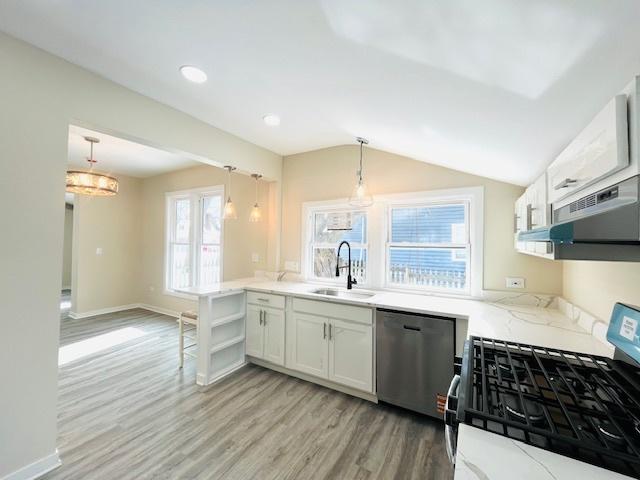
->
[
  {"left": 300, "top": 187, "right": 483, "bottom": 297},
  {"left": 164, "top": 185, "right": 224, "bottom": 298},
  {"left": 301, "top": 202, "right": 370, "bottom": 287},
  {"left": 385, "top": 200, "right": 471, "bottom": 295}
]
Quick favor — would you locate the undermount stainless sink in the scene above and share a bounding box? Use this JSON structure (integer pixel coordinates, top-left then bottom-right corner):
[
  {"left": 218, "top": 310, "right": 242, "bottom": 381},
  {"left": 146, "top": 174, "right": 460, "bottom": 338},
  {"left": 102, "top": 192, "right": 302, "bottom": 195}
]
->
[{"left": 310, "top": 288, "right": 375, "bottom": 299}]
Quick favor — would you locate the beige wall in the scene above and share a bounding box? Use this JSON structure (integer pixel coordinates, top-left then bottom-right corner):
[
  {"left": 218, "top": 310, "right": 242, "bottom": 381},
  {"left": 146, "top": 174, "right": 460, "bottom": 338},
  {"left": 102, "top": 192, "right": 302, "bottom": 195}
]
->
[
  {"left": 62, "top": 206, "right": 73, "bottom": 288},
  {"left": 140, "top": 164, "right": 271, "bottom": 314},
  {"left": 0, "top": 31, "right": 280, "bottom": 478},
  {"left": 281, "top": 146, "right": 563, "bottom": 294},
  {"left": 563, "top": 261, "right": 640, "bottom": 322},
  {"left": 71, "top": 175, "right": 143, "bottom": 313}
]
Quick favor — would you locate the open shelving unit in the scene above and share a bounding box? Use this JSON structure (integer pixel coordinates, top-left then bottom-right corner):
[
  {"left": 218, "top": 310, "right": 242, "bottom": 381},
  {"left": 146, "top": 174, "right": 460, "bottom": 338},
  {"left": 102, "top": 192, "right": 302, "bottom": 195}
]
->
[{"left": 196, "top": 290, "right": 246, "bottom": 386}]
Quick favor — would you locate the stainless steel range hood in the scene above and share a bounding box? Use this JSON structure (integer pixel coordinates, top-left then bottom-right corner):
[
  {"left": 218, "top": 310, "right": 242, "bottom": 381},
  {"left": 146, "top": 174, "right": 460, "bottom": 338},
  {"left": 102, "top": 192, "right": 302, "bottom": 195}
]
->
[{"left": 518, "top": 175, "right": 640, "bottom": 261}]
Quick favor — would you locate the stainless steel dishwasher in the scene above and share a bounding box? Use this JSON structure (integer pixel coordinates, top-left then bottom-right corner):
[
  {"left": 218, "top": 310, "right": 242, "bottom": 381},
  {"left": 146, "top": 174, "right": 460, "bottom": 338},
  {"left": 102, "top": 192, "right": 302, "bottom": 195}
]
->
[{"left": 376, "top": 308, "right": 455, "bottom": 418}]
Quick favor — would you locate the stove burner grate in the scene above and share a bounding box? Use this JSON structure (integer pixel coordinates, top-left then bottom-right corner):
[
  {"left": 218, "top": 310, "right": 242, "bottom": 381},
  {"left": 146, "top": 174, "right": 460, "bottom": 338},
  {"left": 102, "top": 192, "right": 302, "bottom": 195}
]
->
[{"left": 458, "top": 336, "right": 640, "bottom": 478}]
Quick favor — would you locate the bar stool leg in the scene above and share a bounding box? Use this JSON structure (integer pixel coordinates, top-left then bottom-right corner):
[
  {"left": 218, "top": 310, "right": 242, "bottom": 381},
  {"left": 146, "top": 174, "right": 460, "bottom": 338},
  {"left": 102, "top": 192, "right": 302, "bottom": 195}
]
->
[{"left": 178, "top": 314, "right": 184, "bottom": 369}]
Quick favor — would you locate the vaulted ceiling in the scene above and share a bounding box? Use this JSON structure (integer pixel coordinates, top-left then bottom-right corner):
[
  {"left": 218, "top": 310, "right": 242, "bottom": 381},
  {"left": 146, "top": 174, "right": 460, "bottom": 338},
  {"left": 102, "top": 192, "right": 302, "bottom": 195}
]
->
[{"left": 2, "top": 0, "right": 640, "bottom": 185}]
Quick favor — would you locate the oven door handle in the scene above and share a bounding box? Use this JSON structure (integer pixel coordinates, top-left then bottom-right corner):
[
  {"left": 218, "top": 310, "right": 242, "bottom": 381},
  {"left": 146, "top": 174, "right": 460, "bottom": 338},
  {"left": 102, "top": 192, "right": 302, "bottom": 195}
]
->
[{"left": 444, "top": 374, "right": 460, "bottom": 465}]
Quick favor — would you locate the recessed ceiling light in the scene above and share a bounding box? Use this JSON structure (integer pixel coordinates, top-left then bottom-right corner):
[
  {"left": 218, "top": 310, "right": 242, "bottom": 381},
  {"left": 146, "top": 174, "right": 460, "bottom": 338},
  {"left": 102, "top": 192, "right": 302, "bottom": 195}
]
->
[
  {"left": 179, "top": 65, "right": 207, "bottom": 84},
  {"left": 263, "top": 114, "right": 281, "bottom": 126}
]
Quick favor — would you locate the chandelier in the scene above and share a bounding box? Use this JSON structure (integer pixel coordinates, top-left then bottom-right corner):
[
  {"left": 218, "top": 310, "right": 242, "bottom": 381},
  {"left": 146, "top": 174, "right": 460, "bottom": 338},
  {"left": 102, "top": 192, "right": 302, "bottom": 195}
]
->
[{"left": 66, "top": 136, "right": 118, "bottom": 196}]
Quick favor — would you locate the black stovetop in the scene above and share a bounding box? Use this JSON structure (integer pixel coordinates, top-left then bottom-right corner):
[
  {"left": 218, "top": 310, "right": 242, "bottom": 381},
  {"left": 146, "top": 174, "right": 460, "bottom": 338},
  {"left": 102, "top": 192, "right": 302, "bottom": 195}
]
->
[{"left": 457, "top": 336, "right": 640, "bottom": 478}]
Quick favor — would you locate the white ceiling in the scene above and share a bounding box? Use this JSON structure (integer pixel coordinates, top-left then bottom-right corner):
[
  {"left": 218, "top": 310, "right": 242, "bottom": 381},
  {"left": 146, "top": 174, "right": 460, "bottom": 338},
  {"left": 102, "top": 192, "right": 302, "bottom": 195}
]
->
[
  {"left": 3, "top": 1, "right": 640, "bottom": 185},
  {"left": 68, "top": 125, "right": 201, "bottom": 178}
]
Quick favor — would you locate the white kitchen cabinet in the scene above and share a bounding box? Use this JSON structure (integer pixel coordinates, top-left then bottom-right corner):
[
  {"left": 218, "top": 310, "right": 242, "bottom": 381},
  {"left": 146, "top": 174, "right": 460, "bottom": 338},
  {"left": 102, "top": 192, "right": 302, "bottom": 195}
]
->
[
  {"left": 245, "top": 304, "right": 264, "bottom": 358},
  {"left": 246, "top": 295, "right": 286, "bottom": 366},
  {"left": 287, "top": 298, "right": 374, "bottom": 393},
  {"left": 262, "top": 307, "right": 285, "bottom": 365},
  {"left": 514, "top": 192, "right": 527, "bottom": 251},
  {"left": 547, "top": 94, "right": 629, "bottom": 204},
  {"left": 328, "top": 318, "right": 373, "bottom": 392},
  {"left": 290, "top": 311, "right": 328, "bottom": 378},
  {"left": 526, "top": 173, "right": 549, "bottom": 230}
]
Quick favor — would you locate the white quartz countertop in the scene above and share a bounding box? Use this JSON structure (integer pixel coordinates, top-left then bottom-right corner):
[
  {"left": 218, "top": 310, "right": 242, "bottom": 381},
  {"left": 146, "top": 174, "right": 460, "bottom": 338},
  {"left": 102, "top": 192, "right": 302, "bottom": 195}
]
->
[
  {"left": 187, "top": 279, "right": 612, "bottom": 357},
  {"left": 455, "top": 424, "right": 631, "bottom": 480},
  {"left": 178, "top": 278, "right": 621, "bottom": 479}
]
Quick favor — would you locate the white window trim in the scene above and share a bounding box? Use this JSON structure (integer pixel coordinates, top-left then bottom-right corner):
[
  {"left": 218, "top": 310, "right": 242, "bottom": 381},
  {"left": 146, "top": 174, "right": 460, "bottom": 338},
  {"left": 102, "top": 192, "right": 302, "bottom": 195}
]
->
[
  {"left": 164, "top": 185, "right": 225, "bottom": 299},
  {"left": 300, "top": 186, "right": 484, "bottom": 297}
]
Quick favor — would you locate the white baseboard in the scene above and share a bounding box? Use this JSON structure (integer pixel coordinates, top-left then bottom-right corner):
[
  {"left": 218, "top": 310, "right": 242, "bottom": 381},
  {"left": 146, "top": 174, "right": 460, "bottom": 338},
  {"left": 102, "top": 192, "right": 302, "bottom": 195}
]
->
[
  {"left": 138, "top": 303, "right": 180, "bottom": 318},
  {"left": 1, "top": 450, "right": 61, "bottom": 480},
  {"left": 68, "top": 303, "right": 180, "bottom": 320},
  {"left": 68, "top": 304, "right": 140, "bottom": 319}
]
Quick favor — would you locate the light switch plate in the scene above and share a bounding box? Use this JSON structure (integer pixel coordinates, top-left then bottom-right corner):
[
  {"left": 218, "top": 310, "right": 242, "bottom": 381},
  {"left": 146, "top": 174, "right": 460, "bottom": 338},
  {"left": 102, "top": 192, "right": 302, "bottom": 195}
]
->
[
  {"left": 284, "top": 260, "right": 299, "bottom": 272},
  {"left": 96, "top": 247, "right": 103, "bottom": 256},
  {"left": 251, "top": 253, "right": 260, "bottom": 263},
  {"left": 506, "top": 277, "right": 525, "bottom": 289}
]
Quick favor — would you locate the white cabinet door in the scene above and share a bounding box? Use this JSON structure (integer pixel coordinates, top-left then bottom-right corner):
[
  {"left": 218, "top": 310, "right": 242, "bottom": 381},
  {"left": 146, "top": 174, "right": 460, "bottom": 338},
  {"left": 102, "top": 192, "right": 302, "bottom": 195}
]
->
[
  {"left": 547, "top": 94, "right": 629, "bottom": 204},
  {"left": 263, "top": 307, "right": 285, "bottom": 366},
  {"left": 328, "top": 318, "right": 373, "bottom": 393},
  {"left": 526, "top": 173, "right": 548, "bottom": 229},
  {"left": 290, "top": 312, "right": 328, "bottom": 378},
  {"left": 245, "top": 304, "right": 264, "bottom": 358}
]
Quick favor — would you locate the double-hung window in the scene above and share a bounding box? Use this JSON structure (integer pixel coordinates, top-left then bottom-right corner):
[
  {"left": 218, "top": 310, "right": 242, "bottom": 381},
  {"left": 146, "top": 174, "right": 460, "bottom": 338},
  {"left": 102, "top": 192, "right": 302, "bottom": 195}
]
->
[
  {"left": 307, "top": 209, "right": 368, "bottom": 285},
  {"left": 386, "top": 202, "right": 469, "bottom": 292},
  {"left": 165, "top": 187, "right": 223, "bottom": 293}
]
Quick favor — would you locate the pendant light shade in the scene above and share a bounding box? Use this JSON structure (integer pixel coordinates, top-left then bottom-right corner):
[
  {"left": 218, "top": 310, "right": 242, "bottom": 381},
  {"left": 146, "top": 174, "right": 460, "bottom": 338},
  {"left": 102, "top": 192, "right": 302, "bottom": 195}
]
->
[
  {"left": 66, "top": 137, "right": 119, "bottom": 196},
  {"left": 223, "top": 166, "right": 237, "bottom": 220},
  {"left": 249, "top": 173, "right": 262, "bottom": 222},
  {"left": 348, "top": 137, "right": 373, "bottom": 207}
]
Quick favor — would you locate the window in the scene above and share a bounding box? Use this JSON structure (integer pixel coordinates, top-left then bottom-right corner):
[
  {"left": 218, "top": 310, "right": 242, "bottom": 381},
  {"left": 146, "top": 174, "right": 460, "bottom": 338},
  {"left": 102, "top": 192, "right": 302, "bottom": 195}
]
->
[
  {"left": 301, "top": 187, "right": 482, "bottom": 296},
  {"left": 165, "top": 187, "right": 223, "bottom": 293},
  {"left": 387, "top": 203, "right": 469, "bottom": 292},
  {"left": 307, "top": 209, "right": 368, "bottom": 284}
]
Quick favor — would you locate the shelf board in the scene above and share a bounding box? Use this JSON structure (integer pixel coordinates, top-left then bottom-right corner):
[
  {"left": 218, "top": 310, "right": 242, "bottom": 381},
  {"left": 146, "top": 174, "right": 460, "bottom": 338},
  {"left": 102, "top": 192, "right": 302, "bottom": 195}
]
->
[
  {"left": 207, "top": 359, "right": 246, "bottom": 385},
  {"left": 210, "top": 335, "right": 245, "bottom": 354},
  {"left": 210, "top": 311, "right": 245, "bottom": 329}
]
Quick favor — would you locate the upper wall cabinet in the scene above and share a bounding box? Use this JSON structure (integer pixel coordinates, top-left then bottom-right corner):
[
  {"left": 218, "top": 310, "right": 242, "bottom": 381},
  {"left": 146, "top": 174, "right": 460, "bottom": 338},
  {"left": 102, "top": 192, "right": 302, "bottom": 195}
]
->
[
  {"left": 514, "top": 172, "right": 553, "bottom": 258},
  {"left": 547, "top": 94, "right": 629, "bottom": 204}
]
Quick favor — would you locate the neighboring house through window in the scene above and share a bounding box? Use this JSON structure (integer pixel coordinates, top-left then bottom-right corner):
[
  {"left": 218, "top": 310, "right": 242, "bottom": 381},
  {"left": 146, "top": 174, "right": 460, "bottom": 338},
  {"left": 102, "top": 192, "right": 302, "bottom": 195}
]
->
[{"left": 165, "top": 186, "right": 224, "bottom": 294}]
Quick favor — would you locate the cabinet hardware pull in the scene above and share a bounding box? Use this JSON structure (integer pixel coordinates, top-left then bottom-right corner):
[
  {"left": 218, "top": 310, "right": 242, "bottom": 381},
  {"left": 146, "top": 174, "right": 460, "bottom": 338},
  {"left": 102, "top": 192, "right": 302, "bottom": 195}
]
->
[
  {"left": 323, "top": 322, "right": 326, "bottom": 339},
  {"left": 259, "top": 310, "right": 263, "bottom": 325},
  {"left": 257, "top": 297, "right": 269, "bottom": 302},
  {"left": 263, "top": 310, "right": 266, "bottom": 326},
  {"left": 328, "top": 323, "right": 332, "bottom": 340},
  {"left": 554, "top": 178, "right": 577, "bottom": 190}
]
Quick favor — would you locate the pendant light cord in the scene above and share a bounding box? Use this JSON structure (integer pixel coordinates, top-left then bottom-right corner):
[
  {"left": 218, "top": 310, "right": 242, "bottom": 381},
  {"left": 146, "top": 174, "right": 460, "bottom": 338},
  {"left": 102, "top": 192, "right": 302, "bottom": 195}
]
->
[{"left": 358, "top": 139, "right": 364, "bottom": 183}]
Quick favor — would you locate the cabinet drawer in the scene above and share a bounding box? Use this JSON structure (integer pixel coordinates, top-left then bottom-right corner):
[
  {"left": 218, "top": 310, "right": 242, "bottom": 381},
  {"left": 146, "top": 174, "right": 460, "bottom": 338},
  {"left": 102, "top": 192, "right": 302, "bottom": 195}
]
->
[
  {"left": 247, "top": 291, "right": 285, "bottom": 309},
  {"left": 292, "top": 297, "right": 372, "bottom": 325}
]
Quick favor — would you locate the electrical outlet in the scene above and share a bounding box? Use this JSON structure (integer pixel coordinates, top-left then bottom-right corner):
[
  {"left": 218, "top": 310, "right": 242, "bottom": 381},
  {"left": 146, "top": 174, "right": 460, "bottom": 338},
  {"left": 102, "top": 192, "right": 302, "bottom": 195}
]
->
[
  {"left": 96, "top": 247, "right": 103, "bottom": 256},
  {"left": 251, "top": 253, "right": 260, "bottom": 263},
  {"left": 149, "top": 285, "right": 155, "bottom": 293},
  {"left": 284, "top": 260, "right": 299, "bottom": 272},
  {"left": 506, "top": 277, "right": 525, "bottom": 289}
]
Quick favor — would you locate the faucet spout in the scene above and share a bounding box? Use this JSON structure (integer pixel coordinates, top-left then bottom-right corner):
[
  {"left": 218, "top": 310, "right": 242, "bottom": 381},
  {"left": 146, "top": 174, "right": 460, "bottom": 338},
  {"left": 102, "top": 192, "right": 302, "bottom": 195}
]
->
[{"left": 336, "top": 241, "right": 357, "bottom": 289}]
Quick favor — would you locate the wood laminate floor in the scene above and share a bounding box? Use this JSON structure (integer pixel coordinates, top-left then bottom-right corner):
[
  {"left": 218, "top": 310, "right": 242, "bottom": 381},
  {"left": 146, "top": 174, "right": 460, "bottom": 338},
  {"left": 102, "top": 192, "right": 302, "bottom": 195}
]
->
[{"left": 46, "top": 308, "right": 453, "bottom": 480}]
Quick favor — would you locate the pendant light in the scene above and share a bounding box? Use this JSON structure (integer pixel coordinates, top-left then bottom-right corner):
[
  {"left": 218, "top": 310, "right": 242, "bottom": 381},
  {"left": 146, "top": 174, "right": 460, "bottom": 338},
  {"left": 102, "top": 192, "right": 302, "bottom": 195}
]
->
[
  {"left": 249, "top": 174, "right": 262, "bottom": 222},
  {"left": 348, "top": 137, "right": 373, "bottom": 207},
  {"left": 223, "top": 166, "right": 238, "bottom": 220},
  {"left": 66, "top": 136, "right": 119, "bottom": 196}
]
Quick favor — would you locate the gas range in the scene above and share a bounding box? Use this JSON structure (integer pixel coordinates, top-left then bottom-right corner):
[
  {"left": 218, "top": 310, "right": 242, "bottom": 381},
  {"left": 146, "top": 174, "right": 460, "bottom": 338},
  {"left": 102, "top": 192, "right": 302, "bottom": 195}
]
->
[{"left": 445, "top": 303, "right": 640, "bottom": 478}]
